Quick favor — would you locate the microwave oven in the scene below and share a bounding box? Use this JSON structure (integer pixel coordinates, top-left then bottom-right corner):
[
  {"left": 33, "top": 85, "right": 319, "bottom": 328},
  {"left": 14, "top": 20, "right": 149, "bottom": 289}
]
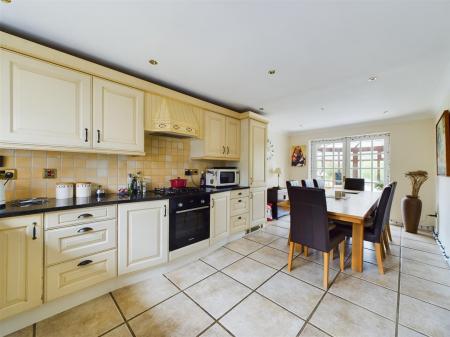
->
[{"left": 205, "top": 168, "right": 240, "bottom": 187}]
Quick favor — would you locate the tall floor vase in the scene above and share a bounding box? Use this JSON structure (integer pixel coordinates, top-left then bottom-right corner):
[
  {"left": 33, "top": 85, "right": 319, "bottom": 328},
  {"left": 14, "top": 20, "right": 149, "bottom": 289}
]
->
[{"left": 401, "top": 195, "right": 422, "bottom": 233}]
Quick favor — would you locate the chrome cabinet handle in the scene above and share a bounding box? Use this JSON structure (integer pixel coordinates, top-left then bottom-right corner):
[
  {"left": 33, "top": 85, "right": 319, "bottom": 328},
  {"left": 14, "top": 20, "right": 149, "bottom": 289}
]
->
[
  {"left": 77, "top": 227, "right": 93, "bottom": 233},
  {"left": 77, "top": 260, "right": 93, "bottom": 267},
  {"left": 227, "top": 146, "right": 230, "bottom": 154},
  {"left": 238, "top": 199, "right": 242, "bottom": 203},
  {"left": 223, "top": 146, "right": 226, "bottom": 154},
  {"left": 164, "top": 205, "right": 167, "bottom": 217},
  {"left": 32, "top": 222, "right": 37, "bottom": 240},
  {"left": 97, "top": 130, "right": 101, "bottom": 143},
  {"left": 84, "top": 128, "right": 88, "bottom": 142},
  {"left": 77, "top": 213, "right": 93, "bottom": 219}
]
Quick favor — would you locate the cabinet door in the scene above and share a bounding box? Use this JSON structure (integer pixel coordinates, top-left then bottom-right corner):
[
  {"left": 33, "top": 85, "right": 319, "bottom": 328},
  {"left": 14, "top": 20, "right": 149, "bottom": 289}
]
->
[
  {"left": 0, "top": 215, "right": 43, "bottom": 320},
  {"left": 210, "top": 192, "right": 229, "bottom": 244},
  {"left": 0, "top": 50, "right": 92, "bottom": 148},
  {"left": 225, "top": 117, "right": 240, "bottom": 159},
  {"left": 118, "top": 200, "right": 169, "bottom": 275},
  {"left": 93, "top": 77, "right": 144, "bottom": 153},
  {"left": 250, "top": 187, "right": 267, "bottom": 227},
  {"left": 204, "top": 111, "right": 226, "bottom": 157},
  {"left": 249, "top": 119, "right": 267, "bottom": 187}
]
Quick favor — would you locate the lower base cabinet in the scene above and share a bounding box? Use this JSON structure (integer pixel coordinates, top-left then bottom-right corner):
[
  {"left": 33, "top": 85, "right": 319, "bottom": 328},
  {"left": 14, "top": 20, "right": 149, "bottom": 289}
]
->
[
  {"left": 118, "top": 200, "right": 169, "bottom": 275},
  {"left": 250, "top": 187, "right": 267, "bottom": 227},
  {"left": 0, "top": 215, "right": 43, "bottom": 320},
  {"left": 210, "top": 192, "right": 230, "bottom": 245}
]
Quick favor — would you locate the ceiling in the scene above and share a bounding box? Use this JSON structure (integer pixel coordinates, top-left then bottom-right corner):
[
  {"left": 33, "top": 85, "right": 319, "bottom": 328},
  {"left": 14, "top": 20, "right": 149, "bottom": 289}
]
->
[{"left": 2, "top": 0, "right": 450, "bottom": 132}]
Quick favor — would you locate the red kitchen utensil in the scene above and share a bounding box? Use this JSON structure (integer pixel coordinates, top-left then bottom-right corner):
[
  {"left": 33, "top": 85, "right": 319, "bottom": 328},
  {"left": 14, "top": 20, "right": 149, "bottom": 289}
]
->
[{"left": 170, "top": 177, "right": 187, "bottom": 188}]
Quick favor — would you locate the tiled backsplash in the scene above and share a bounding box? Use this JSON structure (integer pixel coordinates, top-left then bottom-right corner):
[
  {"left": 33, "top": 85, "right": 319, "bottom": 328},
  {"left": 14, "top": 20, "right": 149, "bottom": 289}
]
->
[{"left": 0, "top": 135, "right": 217, "bottom": 201}]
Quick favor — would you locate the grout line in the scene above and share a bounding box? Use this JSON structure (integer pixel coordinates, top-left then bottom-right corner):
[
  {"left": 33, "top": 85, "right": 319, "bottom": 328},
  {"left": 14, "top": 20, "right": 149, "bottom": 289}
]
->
[{"left": 108, "top": 293, "right": 137, "bottom": 337}]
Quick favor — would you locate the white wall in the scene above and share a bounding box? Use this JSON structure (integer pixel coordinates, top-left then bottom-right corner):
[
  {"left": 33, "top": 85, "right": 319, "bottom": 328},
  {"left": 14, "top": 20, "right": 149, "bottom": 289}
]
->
[
  {"left": 287, "top": 116, "right": 436, "bottom": 225},
  {"left": 267, "top": 128, "right": 290, "bottom": 188}
]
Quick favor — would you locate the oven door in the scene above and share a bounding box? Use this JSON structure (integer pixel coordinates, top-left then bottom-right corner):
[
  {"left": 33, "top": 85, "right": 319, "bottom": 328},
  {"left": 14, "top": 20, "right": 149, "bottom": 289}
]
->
[
  {"left": 218, "top": 170, "right": 238, "bottom": 186},
  {"left": 169, "top": 205, "right": 210, "bottom": 251}
]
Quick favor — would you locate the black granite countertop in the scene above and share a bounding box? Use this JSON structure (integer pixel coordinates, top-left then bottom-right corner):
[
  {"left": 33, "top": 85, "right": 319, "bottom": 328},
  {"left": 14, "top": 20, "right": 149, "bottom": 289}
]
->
[{"left": 0, "top": 186, "right": 250, "bottom": 219}]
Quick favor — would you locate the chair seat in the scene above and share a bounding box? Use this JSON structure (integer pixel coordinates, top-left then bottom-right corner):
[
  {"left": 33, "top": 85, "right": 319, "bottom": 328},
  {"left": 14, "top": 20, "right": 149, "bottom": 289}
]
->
[{"left": 335, "top": 217, "right": 381, "bottom": 243}]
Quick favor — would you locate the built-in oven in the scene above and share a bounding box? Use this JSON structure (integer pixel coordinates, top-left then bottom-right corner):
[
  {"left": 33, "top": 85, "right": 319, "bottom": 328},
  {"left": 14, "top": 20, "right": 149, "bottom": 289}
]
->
[{"left": 169, "top": 193, "right": 210, "bottom": 251}]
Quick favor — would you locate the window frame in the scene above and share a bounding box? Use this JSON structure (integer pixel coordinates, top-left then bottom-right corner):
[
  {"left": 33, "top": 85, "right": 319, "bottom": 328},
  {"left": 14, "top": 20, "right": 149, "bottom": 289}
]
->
[{"left": 309, "top": 133, "right": 390, "bottom": 191}]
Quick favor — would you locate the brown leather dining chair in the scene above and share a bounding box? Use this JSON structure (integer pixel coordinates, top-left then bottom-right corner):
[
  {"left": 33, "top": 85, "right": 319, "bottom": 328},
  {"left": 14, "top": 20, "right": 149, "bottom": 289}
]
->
[{"left": 287, "top": 187, "right": 346, "bottom": 289}]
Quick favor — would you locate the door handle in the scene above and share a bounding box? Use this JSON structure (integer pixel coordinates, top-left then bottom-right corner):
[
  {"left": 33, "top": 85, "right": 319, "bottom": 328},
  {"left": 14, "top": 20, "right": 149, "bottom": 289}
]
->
[
  {"left": 227, "top": 146, "right": 230, "bottom": 154},
  {"left": 77, "top": 227, "right": 93, "bottom": 233},
  {"left": 77, "top": 213, "right": 94, "bottom": 219},
  {"left": 223, "top": 146, "right": 226, "bottom": 154},
  {"left": 84, "top": 128, "right": 88, "bottom": 142},
  {"left": 164, "top": 205, "right": 167, "bottom": 217},
  {"left": 77, "top": 260, "right": 93, "bottom": 267},
  {"left": 32, "top": 222, "right": 37, "bottom": 240},
  {"left": 212, "top": 199, "right": 215, "bottom": 208},
  {"left": 97, "top": 130, "right": 101, "bottom": 143}
]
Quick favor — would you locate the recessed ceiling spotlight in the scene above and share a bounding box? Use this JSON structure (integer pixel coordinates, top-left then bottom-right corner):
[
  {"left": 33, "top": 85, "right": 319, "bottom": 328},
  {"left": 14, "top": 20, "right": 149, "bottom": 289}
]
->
[
  {"left": 148, "top": 59, "right": 159, "bottom": 65},
  {"left": 268, "top": 69, "right": 276, "bottom": 75},
  {"left": 259, "top": 107, "right": 264, "bottom": 111},
  {"left": 368, "top": 76, "right": 377, "bottom": 82},
  {"left": 383, "top": 110, "right": 389, "bottom": 114},
  {"left": 320, "top": 107, "right": 325, "bottom": 111}
]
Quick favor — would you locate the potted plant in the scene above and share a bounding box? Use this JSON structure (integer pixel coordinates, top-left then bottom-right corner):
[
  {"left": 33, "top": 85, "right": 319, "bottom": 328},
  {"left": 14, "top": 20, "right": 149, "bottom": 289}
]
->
[{"left": 401, "top": 170, "right": 428, "bottom": 233}]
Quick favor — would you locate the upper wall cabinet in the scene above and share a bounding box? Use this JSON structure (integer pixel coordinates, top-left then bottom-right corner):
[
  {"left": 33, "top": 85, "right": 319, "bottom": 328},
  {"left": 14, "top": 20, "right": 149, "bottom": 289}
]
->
[
  {"left": 191, "top": 111, "right": 240, "bottom": 160},
  {"left": 144, "top": 93, "right": 201, "bottom": 138},
  {"left": 0, "top": 50, "right": 92, "bottom": 149},
  {"left": 93, "top": 77, "right": 144, "bottom": 153}
]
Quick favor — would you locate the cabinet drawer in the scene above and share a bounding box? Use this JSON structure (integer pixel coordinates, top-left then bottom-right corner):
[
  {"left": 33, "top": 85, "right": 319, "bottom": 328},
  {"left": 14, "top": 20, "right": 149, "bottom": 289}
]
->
[
  {"left": 230, "top": 213, "right": 249, "bottom": 233},
  {"left": 46, "top": 249, "right": 116, "bottom": 301},
  {"left": 230, "top": 197, "right": 249, "bottom": 216},
  {"left": 45, "top": 205, "right": 116, "bottom": 229},
  {"left": 230, "top": 189, "right": 249, "bottom": 199},
  {"left": 45, "top": 219, "right": 116, "bottom": 266}
]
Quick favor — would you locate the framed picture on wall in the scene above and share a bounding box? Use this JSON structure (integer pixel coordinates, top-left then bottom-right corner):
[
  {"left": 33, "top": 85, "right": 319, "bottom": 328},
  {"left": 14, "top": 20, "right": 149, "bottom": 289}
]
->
[
  {"left": 436, "top": 110, "right": 450, "bottom": 176},
  {"left": 291, "top": 145, "right": 307, "bottom": 167}
]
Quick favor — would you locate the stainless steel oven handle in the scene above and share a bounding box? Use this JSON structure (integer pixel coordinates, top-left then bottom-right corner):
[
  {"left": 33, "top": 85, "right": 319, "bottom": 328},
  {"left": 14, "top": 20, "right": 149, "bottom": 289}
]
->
[{"left": 176, "top": 206, "right": 210, "bottom": 214}]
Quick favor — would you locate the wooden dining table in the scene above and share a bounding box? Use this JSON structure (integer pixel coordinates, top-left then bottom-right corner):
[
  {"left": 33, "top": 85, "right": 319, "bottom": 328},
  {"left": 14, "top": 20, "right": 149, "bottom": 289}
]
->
[{"left": 278, "top": 189, "right": 381, "bottom": 272}]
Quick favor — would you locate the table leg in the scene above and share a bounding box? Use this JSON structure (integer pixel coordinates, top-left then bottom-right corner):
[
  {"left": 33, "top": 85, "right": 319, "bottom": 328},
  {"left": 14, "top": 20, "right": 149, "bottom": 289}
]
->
[{"left": 351, "top": 222, "right": 364, "bottom": 272}]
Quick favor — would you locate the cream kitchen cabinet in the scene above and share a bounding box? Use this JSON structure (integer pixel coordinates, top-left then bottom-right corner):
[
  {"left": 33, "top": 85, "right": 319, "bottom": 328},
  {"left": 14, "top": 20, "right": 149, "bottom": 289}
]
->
[
  {"left": 0, "top": 214, "right": 43, "bottom": 320},
  {"left": 229, "top": 188, "right": 250, "bottom": 233},
  {"left": 250, "top": 186, "right": 267, "bottom": 227},
  {"left": 210, "top": 192, "right": 230, "bottom": 244},
  {"left": 93, "top": 77, "right": 144, "bottom": 153},
  {"left": 0, "top": 49, "right": 92, "bottom": 149},
  {"left": 144, "top": 93, "right": 202, "bottom": 138},
  {"left": 118, "top": 200, "right": 169, "bottom": 275},
  {"left": 191, "top": 111, "right": 240, "bottom": 160}
]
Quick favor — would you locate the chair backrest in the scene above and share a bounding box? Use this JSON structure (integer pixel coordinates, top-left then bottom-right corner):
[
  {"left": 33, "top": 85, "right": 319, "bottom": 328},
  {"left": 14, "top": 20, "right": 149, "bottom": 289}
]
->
[
  {"left": 313, "top": 179, "right": 325, "bottom": 188},
  {"left": 287, "top": 187, "right": 331, "bottom": 252},
  {"left": 383, "top": 181, "right": 397, "bottom": 228},
  {"left": 344, "top": 178, "right": 365, "bottom": 191},
  {"left": 286, "top": 180, "right": 300, "bottom": 188},
  {"left": 371, "top": 185, "right": 392, "bottom": 241},
  {"left": 301, "top": 179, "right": 315, "bottom": 188}
]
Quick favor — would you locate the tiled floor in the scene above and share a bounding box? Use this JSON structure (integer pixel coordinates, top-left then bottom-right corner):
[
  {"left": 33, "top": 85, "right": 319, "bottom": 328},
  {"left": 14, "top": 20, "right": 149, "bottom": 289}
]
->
[{"left": 8, "top": 217, "right": 450, "bottom": 337}]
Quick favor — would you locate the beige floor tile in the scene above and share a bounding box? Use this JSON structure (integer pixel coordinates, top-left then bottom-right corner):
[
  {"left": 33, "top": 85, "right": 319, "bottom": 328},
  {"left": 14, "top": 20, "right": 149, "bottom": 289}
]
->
[
  {"left": 300, "top": 247, "right": 349, "bottom": 271},
  {"left": 129, "top": 292, "right": 213, "bottom": 337},
  {"left": 329, "top": 273, "right": 397, "bottom": 320},
  {"left": 401, "top": 238, "right": 441, "bottom": 254},
  {"left": 401, "top": 230, "right": 435, "bottom": 244},
  {"left": 399, "top": 294, "right": 450, "bottom": 337},
  {"left": 257, "top": 272, "right": 324, "bottom": 319},
  {"left": 273, "top": 219, "right": 290, "bottom": 229},
  {"left": 268, "top": 237, "right": 294, "bottom": 253},
  {"left": 102, "top": 324, "right": 133, "bottom": 337},
  {"left": 112, "top": 274, "right": 179, "bottom": 319},
  {"left": 310, "top": 293, "right": 395, "bottom": 337},
  {"left": 262, "top": 224, "right": 290, "bottom": 238},
  {"left": 36, "top": 295, "right": 123, "bottom": 337},
  {"left": 400, "top": 274, "right": 450, "bottom": 310},
  {"left": 225, "top": 238, "right": 264, "bottom": 255},
  {"left": 401, "top": 247, "right": 449, "bottom": 269},
  {"left": 249, "top": 246, "right": 289, "bottom": 269},
  {"left": 397, "top": 325, "right": 426, "bottom": 337},
  {"left": 364, "top": 248, "right": 400, "bottom": 269},
  {"left": 222, "top": 257, "right": 277, "bottom": 289},
  {"left": 401, "top": 258, "right": 450, "bottom": 287},
  {"left": 200, "top": 324, "right": 232, "bottom": 337},
  {"left": 185, "top": 272, "right": 251, "bottom": 318},
  {"left": 245, "top": 230, "right": 279, "bottom": 245},
  {"left": 220, "top": 293, "right": 304, "bottom": 337},
  {"left": 282, "top": 257, "right": 338, "bottom": 290},
  {"left": 299, "top": 324, "right": 330, "bottom": 337},
  {"left": 355, "top": 262, "right": 399, "bottom": 291},
  {"left": 165, "top": 260, "right": 216, "bottom": 289},
  {"left": 201, "top": 247, "right": 244, "bottom": 270},
  {"left": 5, "top": 326, "right": 33, "bottom": 337}
]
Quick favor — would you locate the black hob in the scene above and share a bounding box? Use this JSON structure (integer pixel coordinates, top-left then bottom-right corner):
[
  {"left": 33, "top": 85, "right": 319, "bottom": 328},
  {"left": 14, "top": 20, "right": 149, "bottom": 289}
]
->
[{"left": 153, "top": 187, "right": 203, "bottom": 196}]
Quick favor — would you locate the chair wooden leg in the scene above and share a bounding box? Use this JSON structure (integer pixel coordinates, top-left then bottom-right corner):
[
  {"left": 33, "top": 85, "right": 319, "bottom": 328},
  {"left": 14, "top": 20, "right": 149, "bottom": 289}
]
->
[
  {"left": 295, "top": 243, "right": 302, "bottom": 253},
  {"left": 380, "top": 235, "right": 386, "bottom": 259},
  {"left": 386, "top": 223, "right": 393, "bottom": 241},
  {"left": 287, "top": 241, "right": 295, "bottom": 272},
  {"left": 383, "top": 229, "right": 391, "bottom": 254},
  {"left": 323, "top": 251, "right": 330, "bottom": 289},
  {"left": 375, "top": 243, "right": 384, "bottom": 274},
  {"left": 304, "top": 246, "right": 309, "bottom": 257},
  {"left": 339, "top": 241, "right": 345, "bottom": 271}
]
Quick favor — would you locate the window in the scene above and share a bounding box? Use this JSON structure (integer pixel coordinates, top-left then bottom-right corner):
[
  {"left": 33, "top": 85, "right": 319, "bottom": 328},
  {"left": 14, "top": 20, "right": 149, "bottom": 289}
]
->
[{"left": 310, "top": 133, "right": 390, "bottom": 191}]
